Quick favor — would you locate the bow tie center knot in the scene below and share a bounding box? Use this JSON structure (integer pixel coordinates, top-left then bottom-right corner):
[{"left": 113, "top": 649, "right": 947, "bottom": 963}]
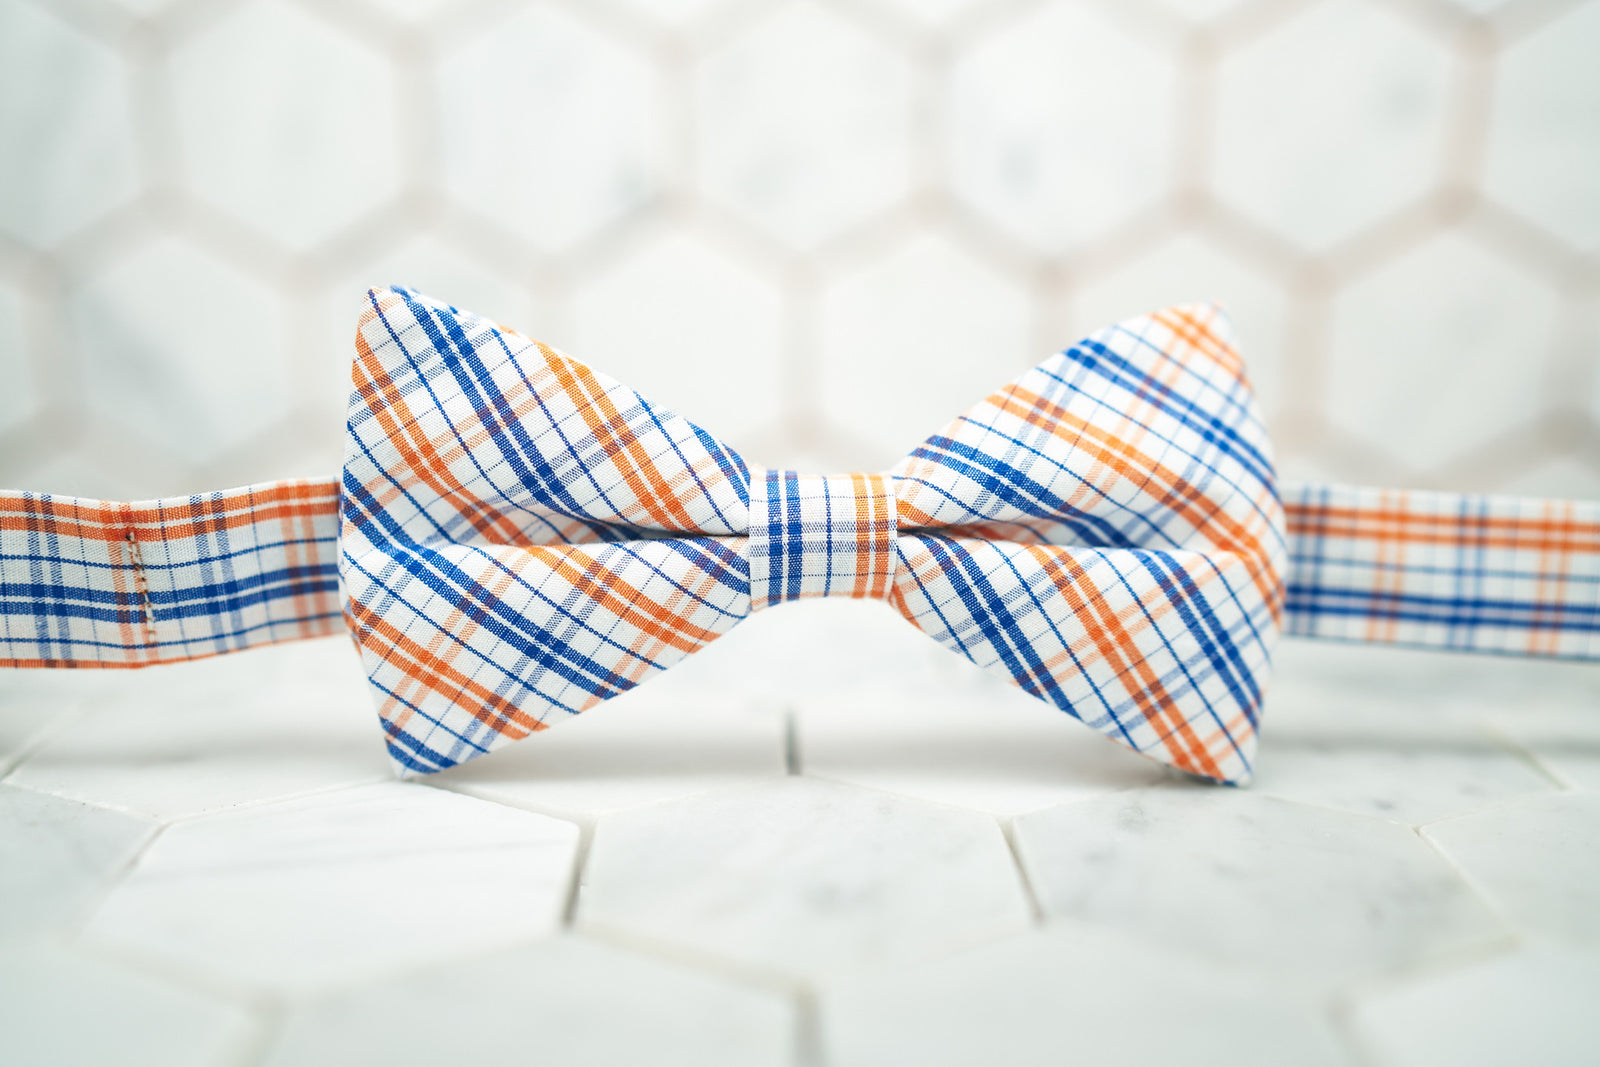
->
[{"left": 747, "top": 470, "right": 899, "bottom": 611}]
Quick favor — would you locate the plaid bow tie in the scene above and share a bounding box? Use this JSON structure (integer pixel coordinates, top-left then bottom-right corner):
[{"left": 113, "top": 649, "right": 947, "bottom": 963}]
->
[{"left": 3, "top": 287, "right": 1597, "bottom": 785}]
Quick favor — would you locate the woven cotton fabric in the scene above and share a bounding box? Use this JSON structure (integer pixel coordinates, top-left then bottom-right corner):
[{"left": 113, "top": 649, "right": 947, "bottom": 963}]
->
[
  {"left": 5, "top": 285, "right": 1598, "bottom": 785},
  {"left": 333, "top": 288, "right": 1282, "bottom": 781},
  {"left": 0, "top": 480, "right": 340, "bottom": 666},
  {"left": 1283, "top": 483, "right": 1600, "bottom": 659},
  {"left": 747, "top": 470, "right": 897, "bottom": 610}
]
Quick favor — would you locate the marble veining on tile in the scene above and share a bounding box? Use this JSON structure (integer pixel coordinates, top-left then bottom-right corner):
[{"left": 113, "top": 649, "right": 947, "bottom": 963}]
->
[
  {"left": 1423, "top": 793, "right": 1600, "bottom": 946},
  {"left": 1352, "top": 947, "right": 1600, "bottom": 1067},
  {"left": 7, "top": 638, "right": 390, "bottom": 819},
  {"left": 262, "top": 935, "right": 795, "bottom": 1067},
  {"left": 82, "top": 782, "right": 580, "bottom": 993},
  {"left": 1014, "top": 788, "right": 1507, "bottom": 987},
  {"left": 0, "top": 784, "right": 155, "bottom": 947},
  {"left": 822, "top": 923, "right": 1352, "bottom": 1067},
  {"left": 0, "top": 944, "right": 257, "bottom": 1067},
  {"left": 579, "top": 776, "right": 1032, "bottom": 981}
]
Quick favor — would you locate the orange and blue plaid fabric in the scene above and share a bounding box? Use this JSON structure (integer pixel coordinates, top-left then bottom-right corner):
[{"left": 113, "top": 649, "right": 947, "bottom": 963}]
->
[
  {"left": 0, "top": 480, "right": 341, "bottom": 667},
  {"left": 3, "top": 287, "right": 1596, "bottom": 784}
]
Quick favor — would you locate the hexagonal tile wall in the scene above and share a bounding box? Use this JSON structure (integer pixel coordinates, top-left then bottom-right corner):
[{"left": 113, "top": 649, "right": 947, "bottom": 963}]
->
[
  {"left": 82, "top": 781, "right": 580, "bottom": 993},
  {"left": 2, "top": 0, "right": 1596, "bottom": 499},
  {"left": 1326, "top": 229, "right": 1560, "bottom": 473},
  {"left": 1066, "top": 234, "right": 1292, "bottom": 419},
  {"left": 262, "top": 936, "right": 795, "bottom": 1067},
  {"left": 0, "top": 278, "right": 37, "bottom": 436},
  {"left": 818, "top": 227, "right": 1034, "bottom": 466},
  {"left": 949, "top": 0, "right": 1177, "bottom": 254},
  {"left": 1013, "top": 788, "right": 1507, "bottom": 987},
  {"left": 577, "top": 776, "right": 1032, "bottom": 981},
  {"left": 166, "top": 0, "right": 402, "bottom": 251},
  {"left": 438, "top": 4, "right": 663, "bottom": 252},
  {"left": 1211, "top": 0, "right": 1454, "bottom": 254},
  {"left": 570, "top": 222, "right": 786, "bottom": 443},
  {"left": 1484, "top": 1, "right": 1600, "bottom": 252},
  {"left": 695, "top": 2, "right": 914, "bottom": 251},
  {"left": 0, "top": 0, "right": 140, "bottom": 249},
  {"left": 67, "top": 234, "right": 292, "bottom": 463}
]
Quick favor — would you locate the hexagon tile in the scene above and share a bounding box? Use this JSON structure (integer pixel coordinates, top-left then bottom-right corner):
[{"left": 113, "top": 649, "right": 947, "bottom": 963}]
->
[
  {"left": 8, "top": 637, "right": 389, "bottom": 820},
  {"left": 1211, "top": 0, "right": 1452, "bottom": 253},
  {"left": 1327, "top": 230, "right": 1558, "bottom": 472},
  {"left": 438, "top": 4, "right": 662, "bottom": 251},
  {"left": 1423, "top": 793, "right": 1600, "bottom": 945},
  {"left": 949, "top": 0, "right": 1176, "bottom": 254},
  {"left": 695, "top": 2, "right": 913, "bottom": 250},
  {"left": 263, "top": 936, "right": 795, "bottom": 1067},
  {"left": 0, "top": 0, "right": 140, "bottom": 248},
  {"left": 1352, "top": 948, "right": 1600, "bottom": 1067},
  {"left": 82, "top": 781, "right": 579, "bottom": 993},
  {"left": 570, "top": 223, "right": 786, "bottom": 443},
  {"left": 578, "top": 777, "right": 1032, "bottom": 981},
  {"left": 1013, "top": 788, "right": 1507, "bottom": 987},
  {"left": 1484, "top": 1, "right": 1600, "bottom": 252},
  {"left": 821, "top": 924, "right": 1349, "bottom": 1067},
  {"left": 0, "top": 785, "right": 154, "bottom": 946},
  {"left": 818, "top": 228, "right": 1033, "bottom": 466},
  {"left": 68, "top": 235, "right": 292, "bottom": 464},
  {"left": 167, "top": 1, "right": 401, "bottom": 250},
  {"left": 0, "top": 944, "right": 255, "bottom": 1067}
]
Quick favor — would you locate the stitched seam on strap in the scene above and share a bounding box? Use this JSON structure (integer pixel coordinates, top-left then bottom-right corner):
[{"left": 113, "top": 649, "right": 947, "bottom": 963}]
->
[{"left": 123, "top": 527, "right": 158, "bottom": 650}]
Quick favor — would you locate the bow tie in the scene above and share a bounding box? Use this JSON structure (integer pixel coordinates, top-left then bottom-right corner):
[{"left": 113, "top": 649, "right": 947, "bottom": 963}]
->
[{"left": 3, "top": 287, "right": 1596, "bottom": 785}]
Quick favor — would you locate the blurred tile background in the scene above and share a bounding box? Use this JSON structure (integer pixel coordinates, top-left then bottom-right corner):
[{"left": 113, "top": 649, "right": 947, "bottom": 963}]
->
[{"left": 0, "top": 0, "right": 1596, "bottom": 500}]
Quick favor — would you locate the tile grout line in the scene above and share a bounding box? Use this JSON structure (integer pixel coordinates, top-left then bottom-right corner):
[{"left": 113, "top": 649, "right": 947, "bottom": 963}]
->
[
  {"left": 784, "top": 707, "right": 803, "bottom": 776},
  {"left": 560, "top": 820, "right": 597, "bottom": 928},
  {"left": 997, "top": 817, "right": 1045, "bottom": 925}
]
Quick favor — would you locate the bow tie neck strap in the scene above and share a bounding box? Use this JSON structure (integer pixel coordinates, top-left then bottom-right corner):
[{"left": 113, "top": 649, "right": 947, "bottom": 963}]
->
[
  {"left": 746, "top": 470, "right": 898, "bottom": 611},
  {"left": 8, "top": 478, "right": 1591, "bottom": 673},
  {"left": 0, "top": 480, "right": 342, "bottom": 667}
]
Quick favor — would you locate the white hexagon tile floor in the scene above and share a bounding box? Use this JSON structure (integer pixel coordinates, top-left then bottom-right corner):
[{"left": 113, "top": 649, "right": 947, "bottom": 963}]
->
[{"left": 3, "top": 601, "right": 1600, "bottom": 1065}]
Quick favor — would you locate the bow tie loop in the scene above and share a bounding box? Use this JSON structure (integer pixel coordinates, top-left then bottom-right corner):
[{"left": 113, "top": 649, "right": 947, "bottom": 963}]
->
[{"left": 746, "top": 470, "right": 899, "bottom": 611}]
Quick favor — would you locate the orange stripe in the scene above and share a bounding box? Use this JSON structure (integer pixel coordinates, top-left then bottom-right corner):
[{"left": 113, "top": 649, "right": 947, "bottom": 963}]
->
[
  {"left": 537, "top": 343, "right": 701, "bottom": 532},
  {"left": 995, "top": 385, "right": 1281, "bottom": 616},
  {"left": 1026, "top": 544, "right": 1226, "bottom": 779},
  {"left": 347, "top": 597, "right": 548, "bottom": 740}
]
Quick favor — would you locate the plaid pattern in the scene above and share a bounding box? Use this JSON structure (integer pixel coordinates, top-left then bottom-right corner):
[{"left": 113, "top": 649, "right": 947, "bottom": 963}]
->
[
  {"left": 340, "top": 288, "right": 753, "bottom": 775},
  {"left": 889, "top": 305, "right": 1286, "bottom": 783},
  {"left": 1284, "top": 483, "right": 1600, "bottom": 659},
  {"left": 4, "top": 285, "right": 1597, "bottom": 783},
  {"left": 0, "top": 480, "right": 340, "bottom": 667},
  {"left": 748, "top": 470, "right": 897, "bottom": 610},
  {"left": 340, "top": 289, "right": 1285, "bottom": 781}
]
